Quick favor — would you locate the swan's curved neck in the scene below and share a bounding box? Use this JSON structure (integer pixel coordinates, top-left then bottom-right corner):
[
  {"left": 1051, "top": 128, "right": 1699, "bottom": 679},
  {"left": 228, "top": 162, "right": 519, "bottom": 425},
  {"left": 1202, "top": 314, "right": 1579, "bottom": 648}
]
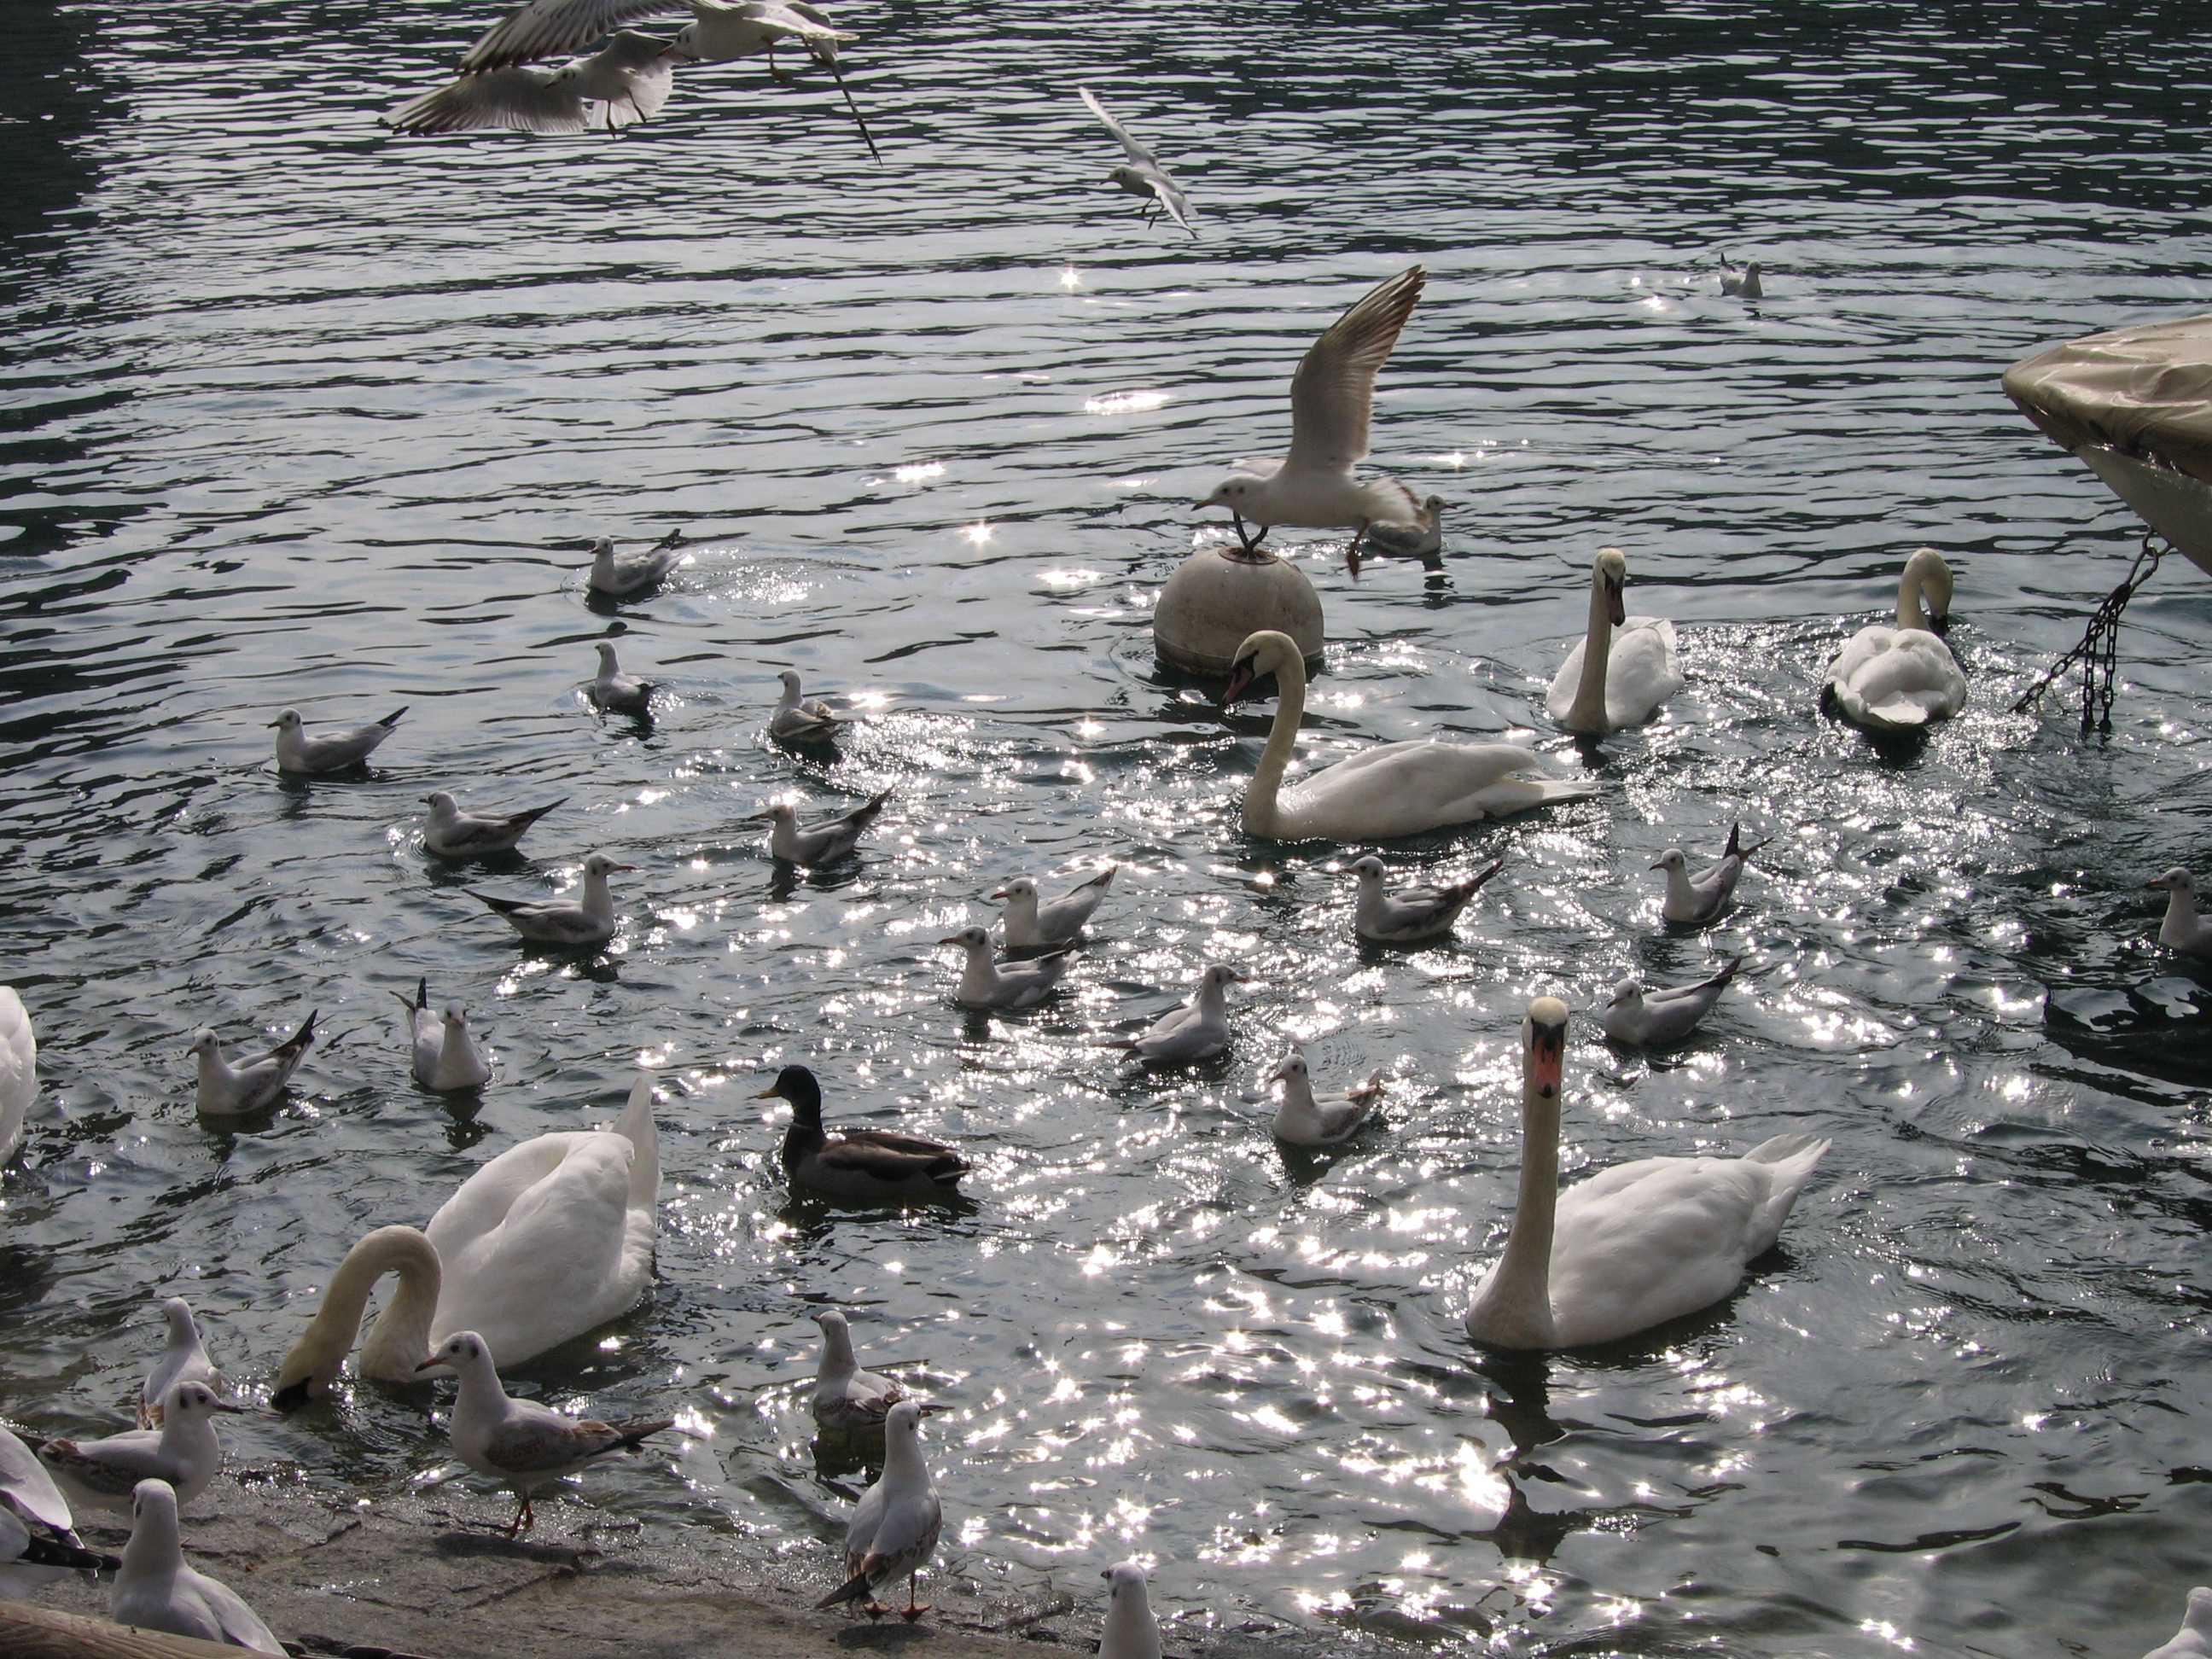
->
[
  {"left": 1243, "top": 654, "right": 1308, "bottom": 836},
  {"left": 279, "top": 1226, "right": 442, "bottom": 1393},
  {"left": 1469, "top": 1066, "right": 1560, "bottom": 1347},
  {"left": 1895, "top": 567, "right": 1930, "bottom": 632},
  {"left": 1566, "top": 571, "right": 1615, "bottom": 732}
]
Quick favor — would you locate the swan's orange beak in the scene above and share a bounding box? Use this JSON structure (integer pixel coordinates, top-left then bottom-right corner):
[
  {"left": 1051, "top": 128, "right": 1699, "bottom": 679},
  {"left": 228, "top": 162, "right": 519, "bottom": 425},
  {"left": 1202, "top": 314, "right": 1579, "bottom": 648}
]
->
[{"left": 1528, "top": 1019, "right": 1565, "bottom": 1099}]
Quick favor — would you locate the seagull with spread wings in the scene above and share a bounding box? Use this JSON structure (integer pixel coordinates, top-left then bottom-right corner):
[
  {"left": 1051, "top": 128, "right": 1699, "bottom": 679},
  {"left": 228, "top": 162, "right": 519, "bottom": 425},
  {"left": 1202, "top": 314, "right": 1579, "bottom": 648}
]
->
[
  {"left": 1195, "top": 266, "right": 1428, "bottom": 561},
  {"left": 384, "top": 31, "right": 675, "bottom": 135},
  {"left": 1078, "top": 87, "right": 1197, "bottom": 236}
]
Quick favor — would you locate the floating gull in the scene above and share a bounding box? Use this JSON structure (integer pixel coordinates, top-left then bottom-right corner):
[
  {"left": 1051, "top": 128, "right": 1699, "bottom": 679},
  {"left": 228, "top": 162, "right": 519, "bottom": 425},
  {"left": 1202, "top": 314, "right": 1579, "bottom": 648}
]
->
[
  {"left": 393, "top": 979, "right": 492, "bottom": 1090},
  {"left": 769, "top": 669, "right": 843, "bottom": 744},
  {"left": 812, "top": 1309, "right": 909, "bottom": 1432},
  {"left": 272, "top": 706, "right": 405, "bottom": 773},
  {"left": 1350, "top": 854, "right": 1502, "bottom": 944},
  {"left": 758, "top": 1065, "right": 967, "bottom": 1204},
  {"left": 992, "top": 866, "right": 1114, "bottom": 950},
  {"left": 1113, "top": 963, "right": 1245, "bottom": 1063},
  {"left": 1719, "top": 253, "right": 1763, "bottom": 299},
  {"left": 1603, "top": 959, "right": 1740, "bottom": 1048},
  {"left": 469, "top": 851, "right": 631, "bottom": 946},
  {"left": 189, "top": 1010, "right": 317, "bottom": 1117},
  {"left": 140, "top": 1300, "right": 218, "bottom": 1429},
  {"left": 817, "top": 1399, "right": 940, "bottom": 1620},
  {"left": 754, "top": 791, "right": 889, "bottom": 864},
  {"left": 1196, "top": 267, "right": 1426, "bottom": 559},
  {"left": 940, "top": 925, "right": 1070, "bottom": 1010},
  {"left": 0, "top": 987, "right": 33, "bottom": 1164},
  {"left": 588, "top": 529, "right": 685, "bottom": 597},
  {"left": 1824, "top": 548, "right": 1966, "bottom": 731},
  {"left": 1651, "top": 823, "right": 1763, "bottom": 925},
  {"left": 385, "top": 32, "right": 675, "bottom": 134},
  {"left": 35, "top": 1380, "right": 241, "bottom": 1516},
  {"left": 2149, "top": 869, "right": 2212, "bottom": 958},
  {"left": 0, "top": 1426, "right": 111, "bottom": 1603},
  {"left": 1361, "top": 495, "right": 1446, "bottom": 560},
  {"left": 1078, "top": 87, "right": 1197, "bottom": 236},
  {"left": 111, "top": 1478, "right": 281, "bottom": 1655},
  {"left": 1267, "top": 1051, "right": 1382, "bottom": 1147},
  {"left": 423, "top": 790, "right": 564, "bottom": 859},
  {"left": 2146, "top": 1589, "right": 2212, "bottom": 1659},
  {"left": 1098, "top": 1560, "right": 1162, "bottom": 1659},
  {"left": 420, "top": 1330, "right": 671, "bottom": 1536},
  {"left": 591, "top": 640, "right": 655, "bottom": 713}
]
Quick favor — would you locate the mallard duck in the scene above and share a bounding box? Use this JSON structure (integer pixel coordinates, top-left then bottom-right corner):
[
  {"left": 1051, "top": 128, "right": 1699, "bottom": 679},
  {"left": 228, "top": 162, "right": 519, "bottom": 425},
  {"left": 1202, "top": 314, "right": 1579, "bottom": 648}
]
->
[{"left": 759, "top": 1065, "right": 967, "bottom": 1203}]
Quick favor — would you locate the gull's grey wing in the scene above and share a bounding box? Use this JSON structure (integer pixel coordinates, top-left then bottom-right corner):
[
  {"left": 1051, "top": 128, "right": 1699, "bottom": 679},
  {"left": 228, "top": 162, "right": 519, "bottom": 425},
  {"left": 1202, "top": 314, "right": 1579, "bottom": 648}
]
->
[
  {"left": 385, "top": 67, "right": 592, "bottom": 135},
  {"left": 1283, "top": 266, "right": 1426, "bottom": 475},
  {"left": 0, "top": 1429, "right": 73, "bottom": 1534},
  {"left": 481, "top": 1414, "right": 624, "bottom": 1476},
  {"left": 459, "top": 0, "right": 686, "bottom": 72},
  {"left": 1080, "top": 87, "right": 1197, "bottom": 231}
]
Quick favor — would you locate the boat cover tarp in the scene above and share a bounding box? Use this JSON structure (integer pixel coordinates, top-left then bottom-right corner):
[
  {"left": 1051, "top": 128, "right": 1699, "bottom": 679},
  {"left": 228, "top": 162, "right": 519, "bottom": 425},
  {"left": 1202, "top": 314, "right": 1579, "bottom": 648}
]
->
[{"left": 2005, "top": 313, "right": 2212, "bottom": 487}]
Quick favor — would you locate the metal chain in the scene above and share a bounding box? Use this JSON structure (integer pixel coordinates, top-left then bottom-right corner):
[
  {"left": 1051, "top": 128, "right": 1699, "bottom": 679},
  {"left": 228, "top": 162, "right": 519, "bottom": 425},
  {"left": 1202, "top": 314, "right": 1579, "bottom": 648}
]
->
[{"left": 2011, "top": 528, "right": 2171, "bottom": 734}]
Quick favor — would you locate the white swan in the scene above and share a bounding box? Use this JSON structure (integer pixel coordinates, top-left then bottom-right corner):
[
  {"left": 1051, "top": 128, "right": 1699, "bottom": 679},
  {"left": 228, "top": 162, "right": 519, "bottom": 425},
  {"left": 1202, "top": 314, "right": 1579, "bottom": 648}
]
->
[
  {"left": 1545, "top": 547, "right": 1683, "bottom": 733},
  {"left": 1465, "top": 998, "right": 1830, "bottom": 1349},
  {"left": 0, "top": 988, "right": 33, "bottom": 1163},
  {"left": 1220, "top": 631, "right": 1597, "bottom": 840},
  {"left": 272, "top": 1077, "right": 659, "bottom": 1406},
  {"left": 1824, "top": 548, "right": 1966, "bottom": 730}
]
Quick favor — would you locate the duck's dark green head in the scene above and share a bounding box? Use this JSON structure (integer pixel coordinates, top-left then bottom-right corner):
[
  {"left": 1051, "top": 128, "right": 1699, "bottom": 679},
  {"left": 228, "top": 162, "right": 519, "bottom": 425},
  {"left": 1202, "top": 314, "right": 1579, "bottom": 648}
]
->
[{"left": 757, "top": 1063, "right": 823, "bottom": 1120}]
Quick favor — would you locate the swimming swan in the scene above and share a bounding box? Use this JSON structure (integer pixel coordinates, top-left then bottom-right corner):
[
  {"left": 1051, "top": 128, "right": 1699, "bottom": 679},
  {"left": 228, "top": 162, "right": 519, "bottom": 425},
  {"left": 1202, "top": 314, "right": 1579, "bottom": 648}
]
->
[
  {"left": 1545, "top": 546, "right": 1683, "bottom": 733},
  {"left": 0, "top": 987, "right": 32, "bottom": 1163},
  {"left": 1220, "top": 631, "right": 1597, "bottom": 840},
  {"left": 271, "top": 1076, "right": 659, "bottom": 1406},
  {"left": 1465, "top": 999, "right": 1829, "bottom": 1349},
  {"left": 1824, "top": 548, "right": 1966, "bottom": 730}
]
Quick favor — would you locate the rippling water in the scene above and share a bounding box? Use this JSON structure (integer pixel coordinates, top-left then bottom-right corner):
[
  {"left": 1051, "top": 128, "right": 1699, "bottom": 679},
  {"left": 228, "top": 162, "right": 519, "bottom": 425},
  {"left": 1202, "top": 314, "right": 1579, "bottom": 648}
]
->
[{"left": 9, "top": 2, "right": 2212, "bottom": 1654}]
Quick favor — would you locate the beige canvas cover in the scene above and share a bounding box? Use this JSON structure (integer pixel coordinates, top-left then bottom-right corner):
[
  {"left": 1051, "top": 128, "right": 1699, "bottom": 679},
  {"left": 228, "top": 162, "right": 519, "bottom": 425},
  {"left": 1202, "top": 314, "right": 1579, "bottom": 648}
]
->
[{"left": 2005, "top": 313, "right": 2212, "bottom": 487}]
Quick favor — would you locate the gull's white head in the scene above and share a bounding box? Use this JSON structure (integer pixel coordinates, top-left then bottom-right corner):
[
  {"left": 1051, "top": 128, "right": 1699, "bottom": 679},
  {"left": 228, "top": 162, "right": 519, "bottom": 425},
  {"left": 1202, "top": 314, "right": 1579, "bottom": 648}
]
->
[
  {"left": 161, "top": 1297, "right": 197, "bottom": 1337},
  {"left": 777, "top": 669, "right": 803, "bottom": 694},
  {"left": 750, "top": 801, "right": 798, "bottom": 824},
  {"left": 581, "top": 852, "right": 633, "bottom": 880},
  {"left": 1608, "top": 975, "right": 1644, "bottom": 1008},
  {"left": 1350, "top": 855, "right": 1386, "bottom": 887},
  {"left": 1268, "top": 1050, "right": 1307, "bottom": 1086},
  {"left": 163, "top": 1380, "right": 239, "bottom": 1423},
  {"left": 2150, "top": 867, "right": 2197, "bottom": 894},
  {"left": 423, "top": 790, "right": 457, "bottom": 814},
  {"left": 939, "top": 924, "right": 992, "bottom": 952},
  {"left": 1651, "top": 848, "right": 1689, "bottom": 873},
  {"left": 596, "top": 642, "right": 622, "bottom": 667},
  {"left": 1201, "top": 963, "right": 1248, "bottom": 992},
  {"left": 1102, "top": 1557, "right": 1153, "bottom": 1604},
  {"left": 186, "top": 1029, "right": 220, "bottom": 1060},
  {"left": 1196, "top": 471, "right": 1268, "bottom": 513},
  {"left": 271, "top": 708, "right": 304, "bottom": 732},
  {"left": 990, "top": 876, "right": 1037, "bottom": 904},
  {"left": 419, "top": 1329, "right": 492, "bottom": 1375},
  {"left": 440, "top": 1003, "right": 469, "bottom": 1029}
]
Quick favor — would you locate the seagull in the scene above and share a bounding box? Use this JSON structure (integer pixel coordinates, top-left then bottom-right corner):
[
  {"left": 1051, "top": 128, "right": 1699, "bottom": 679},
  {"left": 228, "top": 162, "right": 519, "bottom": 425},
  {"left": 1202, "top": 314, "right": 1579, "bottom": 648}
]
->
[
  {"left": 1603, "top": 959, "right": 1740, "bottom": 1047},
  {"left": 816, "top": 1399, "right": 940, "bottom": 1621},
  {"left": 1349, "top": 855, "right": 1502, "bottom": 944},
  {"left": 2146, "top": 1588, "right": 2212, "bottom": 1659},
  {"left": 992, "top": 867, "right": 1115, "bottom": 950},
  {"left": 0, "top": 1426, "right": 113, "bottom": 1603},
  {"left": 1719, "top": 253, "right": 1763, "bottom": 299},
  {"left": 1112, "top": 964, "right": 1246, "bottom": 1063},
  {"left": 590, "top": 640, "right": 654, "bottom": 713},
  {"left": 664, "top": 1, "right": 879, "bottom": 160},
  {"left": 34, "top": 1380, "right": 242, "bottom": 1516},
  {"left": 422, "top": 790, "right": 564, "bottom": 859},
  {"left": 393, "top": 979, "right": 493, "bottom": 1090},
  {"left": 271, "top": 707, "right": 405, "bottom": 773},
  {"left": 1267, "top": 1051, "right": 1382, "bottom": 1147},
  {"left": 1651, "top": 823, "right": 1765, "bottom": 925},
  {"left": 1360, "top": 495, "right": 1447, "bottom": 561},
  {"left": 1077, "top": 87, "right": 1197, "bottom": 236},
  {"left": 587, "top": 529, "right": 685, "bottom": 596},
  {"left": 469, "top": 852, "right": 631, "bottom": 946},
  {"left": 811, "top": 1310, "right": 908, "bottom": 1433},
  {"left": 2149, "top": 869, "right": 2212, "bottom": 958},
  {"left": 418, "top": 1331, "right": 671, "bottom": 1536},
  {"left": 139, "top": 1300, "right": 218, "bottom": 1429},
  {"left": 189, "top": 1010, "right": 317, "bottom": 1117},
  {"left": 940, "top": 926, "right": 1071, "bottom": 1010},
  {"left": 1196, "top": 267, "right": 1427, "bottom": 561},
  {"left": 769, "top": 670, "right": 843, "bottom": 744},
  {"left": 754, "top": 791, "right": 889, "bottom": 864},
  {"left": 1098, "top": 1560, "right": 1163, "bottom": 1659},
  {"left": 385, "top": 32, "right": 675, "bottom": 134},
  {"left": 110, "top": 1479, "right": 282, "bottom": 1655}
]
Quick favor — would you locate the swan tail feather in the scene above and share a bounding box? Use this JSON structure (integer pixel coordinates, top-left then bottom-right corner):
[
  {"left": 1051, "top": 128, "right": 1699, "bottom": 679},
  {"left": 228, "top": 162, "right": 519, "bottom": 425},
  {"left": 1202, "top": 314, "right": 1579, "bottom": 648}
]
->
[
  {"left": 1526, "top": 777, "right": 1600, "bottom": 805},
  {"left": 1743, "top": 1132, "right": 1829, "bottom": 1166},
  {"left": 1741, "top": 1133, "right": 1831, "bottom": 1255}
]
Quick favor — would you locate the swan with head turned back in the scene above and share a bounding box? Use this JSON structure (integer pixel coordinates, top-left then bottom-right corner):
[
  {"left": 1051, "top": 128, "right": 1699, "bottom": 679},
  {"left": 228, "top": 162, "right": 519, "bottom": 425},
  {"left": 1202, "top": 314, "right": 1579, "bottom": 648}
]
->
[
  {"left": 1465, "top": 998, "right": 1830, "bottom": 1349},
  {"left": 271, "top": 1076, "right": 659, "bottom": 1408},
  {"left": 1825, "top": 548, "right": 1966, "bottom": 730},
  {"left": 1546, "top": 547, "right": 1683, "bottom": 734},
  {"left": 1219, "top": 631, "right": 1598, "bottom": 840},
  {"left": 0, "top": 987, "right": 32, "bottom": 1164}
]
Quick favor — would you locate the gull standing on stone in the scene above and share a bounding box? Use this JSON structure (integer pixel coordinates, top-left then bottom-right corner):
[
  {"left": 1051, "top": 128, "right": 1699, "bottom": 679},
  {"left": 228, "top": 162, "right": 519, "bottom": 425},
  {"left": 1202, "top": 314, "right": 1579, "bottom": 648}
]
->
[
  {"left": 0, "top": 1427, "right": 112, "bottom": 1602},
  {"left": 1603, "top": 960, "right": 1740, "bottom": 1048},
  {"left": 1113, "top": 964, "right": 1245, "bottom": 1063},
  {"left": 811, "top": 1310, "right": 909, "bottom": 1432},
  {"left": 817, "top": 1399, "right": 940, "bottom": 1620},
  {"left": 940, "top": 926, "right": 1070, "bottom": 1010},
  {"left": 769, "top": 670, "right": 843, "bottom": 744},
  {"left": 992, "top": 867, "right": 1115, "bottom": 950},
  {"left": 1098, "top": 1560, "right": 1163, "bottom": 1659},
  {"left": 384, "top": 31, "right": 675, "bottom": 134},
  {"left": 1267, "top": 1051, "right": 1382, "bottom": 1147},
  {"left": 1196, "top": 267, "right": 1427, "bottom": 561},
  {"left": 271, "top": 707, "right": 405, "bottom": 773},
  {"left": 189, "top": 1010, "right": 317, "bottom": 1117},
  {"left": 2149, "top": 869, "right": 2212, "bottom": 958},
  {"left": 393, "top": 980, "right": 493, "bottom": 1090},
  {"left": 422, "top": 790, "right": 564, "bottom": 859},
  {"left": 140, "top": 1300, "right": 218, "bottom": 1429},
  {"left": 469, "top": 852, "right": 631, "bottom": 946},
  {"left": 110, "top": 1479, "right": 282, "bottom": 1654},
  {"left": 419, "top": 1330, "right": 672, "bottom": 1536},
  {"left": 35, "top": 1381, "right": 241, "bottom": 1516},
  {"left": 1350, "top": 855, "right": 1502, "bottom": 944},
  {"left": 591, "top": 641, "right": 654, "bottom": 713},
  {"left": 587, "top": 530, "right": 685, "bottom": 597},
  {"left": 754, "top": 791, "right": 890, "bottom": 864},
  {"left": 1078, "top": 87, "right": 1197, "bottom": 236},
  {"left": 1650, "top": 824, "right": 1764, "bottom": 925}
]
